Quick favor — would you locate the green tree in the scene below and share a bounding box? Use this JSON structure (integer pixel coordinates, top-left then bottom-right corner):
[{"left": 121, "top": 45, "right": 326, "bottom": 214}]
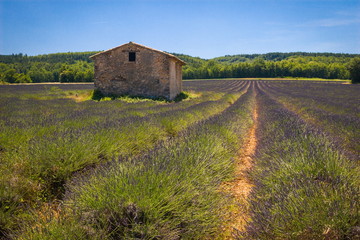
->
[
  {"left": 15, "top": 73, "right": 32, "bottom": 83},
  {"left": 60, "top": 70, "right": 75, "bottom": 82},
  {"left": 347, "top": 57, "right": 360, "bottom": 83},
  {"left": 3, "top": 69, "right": 17, "bottom": 83}
]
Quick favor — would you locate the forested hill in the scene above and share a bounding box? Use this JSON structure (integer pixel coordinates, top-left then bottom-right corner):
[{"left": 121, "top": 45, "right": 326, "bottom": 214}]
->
[
  {"left": 0, "top": 51, "right": 359, "bottom": 83},
  {"left": 212, "top": 52, "right": 359, "bottom": 63}
]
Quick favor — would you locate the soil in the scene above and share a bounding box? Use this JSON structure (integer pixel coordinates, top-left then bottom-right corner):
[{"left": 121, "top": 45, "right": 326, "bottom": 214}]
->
[{"left": 221, "top": 98, "right": 258, "bottom": 238}]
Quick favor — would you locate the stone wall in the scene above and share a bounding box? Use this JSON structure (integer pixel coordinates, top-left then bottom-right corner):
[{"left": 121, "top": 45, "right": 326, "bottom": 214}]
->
[{"left": 92, "top": 43, "right": 182, "bottom": 100}]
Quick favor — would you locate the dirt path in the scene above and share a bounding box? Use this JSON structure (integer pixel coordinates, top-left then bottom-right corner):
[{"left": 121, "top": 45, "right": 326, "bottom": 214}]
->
[{"left": 221, "top": 94, "right": 258, "bottom": 238}]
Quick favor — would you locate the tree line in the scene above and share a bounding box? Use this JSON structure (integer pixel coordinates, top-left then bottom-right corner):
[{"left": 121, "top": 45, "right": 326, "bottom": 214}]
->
[
  {"left": 0, "top": 52, "right": 98, "bottom": 83},
  {"left": 177, "top": 54, "right": 358, "bottom": 80},
  {"left": 0, "top": 51, "right": 359, "bottom": 83}
]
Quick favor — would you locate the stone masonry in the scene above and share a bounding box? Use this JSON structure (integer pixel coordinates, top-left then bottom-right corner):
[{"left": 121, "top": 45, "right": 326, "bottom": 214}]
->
[{"left": 90, "top": 42, "right": 186, "bottom": 100}]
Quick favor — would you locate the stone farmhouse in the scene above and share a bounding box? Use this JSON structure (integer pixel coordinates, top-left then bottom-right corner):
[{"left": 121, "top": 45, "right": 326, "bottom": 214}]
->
[{"left": 90, "top": 42, "right": 186, "bottom": 100}]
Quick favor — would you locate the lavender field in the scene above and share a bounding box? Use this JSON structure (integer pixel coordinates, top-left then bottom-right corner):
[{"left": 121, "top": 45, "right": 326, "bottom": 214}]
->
[{"left": 0, "top": 80, "right": 359, "bottom": 239}]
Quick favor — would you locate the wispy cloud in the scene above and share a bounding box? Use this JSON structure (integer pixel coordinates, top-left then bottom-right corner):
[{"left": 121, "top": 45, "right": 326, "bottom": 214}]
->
[
  {"left": 310, "top": 18, "right": 360, "bottom": 27},
  {"left": 300, "top": 8, "right": 360, "bottom": 28},
  {"left": 92, "top": 21, "right": 109, "bottom": 24}
]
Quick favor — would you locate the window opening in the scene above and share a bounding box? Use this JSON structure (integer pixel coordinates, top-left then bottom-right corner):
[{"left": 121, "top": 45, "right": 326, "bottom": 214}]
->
[{"left": 129, "top": 52, "right": 136, "bottom": 62}]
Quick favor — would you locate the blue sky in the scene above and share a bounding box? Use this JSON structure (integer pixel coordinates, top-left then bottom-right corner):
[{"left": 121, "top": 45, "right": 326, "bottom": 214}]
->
[{"left": 1, "top": 0, "right": 359, "bottom": 58}]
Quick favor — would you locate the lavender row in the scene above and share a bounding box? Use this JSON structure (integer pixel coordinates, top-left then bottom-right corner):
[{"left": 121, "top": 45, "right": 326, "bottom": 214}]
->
[
  {"left": 258, "top": 81, "right": 360, "bottom": 159},
  {"left": 0, "top": 80, "right": 249, "bottom": 237},
  {"left": 241, "top": 82, "right": 359, "bottom": 239},
  {"left": 48, "top": 82, "right": 256, "bottom": 239}
]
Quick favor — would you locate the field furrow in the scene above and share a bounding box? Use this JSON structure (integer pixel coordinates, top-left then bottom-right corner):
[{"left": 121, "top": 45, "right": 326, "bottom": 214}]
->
[{"left": 221, "top": 83, "right": 258, "bottom": 237}]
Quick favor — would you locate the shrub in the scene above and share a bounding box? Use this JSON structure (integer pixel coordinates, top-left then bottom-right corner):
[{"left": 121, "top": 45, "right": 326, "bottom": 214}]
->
[
  {"left": 173, "top": 91, "right": 189, "bottom": 102},
  {"left": 91, "top": 89, "right": 104, "bottom": 101}
]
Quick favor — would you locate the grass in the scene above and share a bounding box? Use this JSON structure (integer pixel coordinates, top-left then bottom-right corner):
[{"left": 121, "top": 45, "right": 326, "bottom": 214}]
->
[{"left": 91, "top": 88, "right": 196, "bottom": 103}]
